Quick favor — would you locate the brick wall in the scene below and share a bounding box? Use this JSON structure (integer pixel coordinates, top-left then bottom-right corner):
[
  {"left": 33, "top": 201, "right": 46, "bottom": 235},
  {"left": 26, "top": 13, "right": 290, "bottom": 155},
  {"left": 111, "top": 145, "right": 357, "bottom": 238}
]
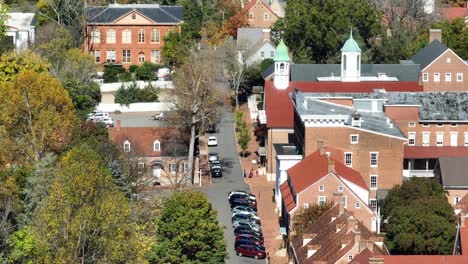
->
[
  {"left": 303, "top": 127, "right": 405, "bottom": 194},
  {"left": 267, "top": 128, "right": 293, "bottom": 175},
  {"left": 246, "top": 1, "right": 278, "bottom": 28},
  {"left": 421, "top": 50, "right": 468, "bottom": 91}
]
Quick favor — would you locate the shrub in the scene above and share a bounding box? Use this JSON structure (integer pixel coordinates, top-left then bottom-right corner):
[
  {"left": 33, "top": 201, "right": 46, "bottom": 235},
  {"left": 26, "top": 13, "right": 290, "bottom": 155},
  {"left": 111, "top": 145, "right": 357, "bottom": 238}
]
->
[
  {"left": 129, "top": 65, "right": 139, "bottom": 73},
  {"left": 135, "top": 62, "right": 161, "bottom": 80},
  {"left": 103, "top": 64, "right": 125, "bottom": 83}
]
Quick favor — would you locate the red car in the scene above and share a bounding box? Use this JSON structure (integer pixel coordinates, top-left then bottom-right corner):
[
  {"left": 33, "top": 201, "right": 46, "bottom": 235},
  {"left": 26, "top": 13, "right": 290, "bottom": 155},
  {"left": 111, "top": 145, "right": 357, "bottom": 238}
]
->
[
  {"left": 235, "top": 234, "right": 264, "bottom": 245},
  {"left": 235, "top": 244, "right": 266, "bottom": 259}
]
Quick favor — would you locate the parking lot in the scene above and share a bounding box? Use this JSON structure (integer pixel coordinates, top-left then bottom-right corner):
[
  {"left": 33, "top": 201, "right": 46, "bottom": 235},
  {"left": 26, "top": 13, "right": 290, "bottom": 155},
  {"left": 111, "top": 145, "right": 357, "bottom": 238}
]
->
[{"left": 202, "top": 110, "right": 265, "bottom": 264}]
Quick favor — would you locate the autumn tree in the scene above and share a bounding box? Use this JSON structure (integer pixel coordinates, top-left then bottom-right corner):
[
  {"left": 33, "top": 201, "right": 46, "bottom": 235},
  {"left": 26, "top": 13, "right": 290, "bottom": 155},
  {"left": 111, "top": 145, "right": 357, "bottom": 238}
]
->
[
  {"left": 292, "top": 202, "right": 333, "bottom": 237},
  {"left": 224, "top": 12, "right": 248, "bottom": 38},
  {"left": 0, "top": 3, "right": 8, "bottom": 39},
  {"left": 162, "top": 31, "right": 193, "bottom": 67},
  {"left": 148, "top": 190, "right": 227, "bottom": 263},
  {"left": 170, "top": 49, "right": 224, "bottom": 184},
  {"left": 0, "top": 71, "right": 76, "bottom": 166},
  {"left": 31, "top": 145, "right": 145, "bottom": 263},
  {"left": 222, "top": 39, "right": 245, "bottom": 109},
  {"left": 0, "top": 51, "right": 50, "bottom": 82}
]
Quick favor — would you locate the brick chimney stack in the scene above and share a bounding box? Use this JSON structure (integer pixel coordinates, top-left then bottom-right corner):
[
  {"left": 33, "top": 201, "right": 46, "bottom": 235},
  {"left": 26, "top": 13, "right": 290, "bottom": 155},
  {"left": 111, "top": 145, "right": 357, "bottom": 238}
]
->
[
  {"left": 262, "top": 28, "right": 271, "bottom": 41},
  {"left": 328, "top": 159, "right": 336, "bottom": 173},
  {"left": 347, "top": 216, "right": 358, "bottom": 232},
  {"left": 429, "top": 29, "right": 442, "bottom": 43},
  {"left": 318, "top": 140, "right": 327, "bottom": 156}
]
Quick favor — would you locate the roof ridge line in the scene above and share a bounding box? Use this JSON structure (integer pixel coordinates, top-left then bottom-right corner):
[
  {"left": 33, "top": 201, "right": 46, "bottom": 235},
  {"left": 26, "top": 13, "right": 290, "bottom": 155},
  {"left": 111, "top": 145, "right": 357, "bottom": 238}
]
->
[
  {"left": 157, "top": 6, "right": 182, "bottom": 23},
  {"left": 88, "top": 7, "right": 110, "bottom": 22}
]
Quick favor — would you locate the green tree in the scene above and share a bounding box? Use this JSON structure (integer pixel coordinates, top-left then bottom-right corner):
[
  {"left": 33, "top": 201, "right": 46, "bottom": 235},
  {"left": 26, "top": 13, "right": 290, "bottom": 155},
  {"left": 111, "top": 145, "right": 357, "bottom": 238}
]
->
[
  {"left": 103, "top": 64, "right": 126, "bottom": 83},
  {"left": 271, "top": 0, "right": 382, "bottom": 63},
  {"left": 162, "top": 31, "right": 193, "bottom": 67},
  {"left": 381, "top": 177, "right": 456, "bottom": 255},
  {"left": 115, "top": 82, "right": 159, "bottom": 106},
  {"left": 108, "top": 160, "right": 131, "bottom": 198},
  {"left": 31, "top": 145, "right": 144, "bottom": 263},
  {"left": 0, "top": 4, "right": 9, "bottom": 40},
  {"left": 0, "top": 71, "right": 76, "bottom": 166},
  {"left": 148, "top": 190, "right": 227, "bottom": 263},
  {"left": 135, "top": 61, "right": 160, "bottom": 80},
  {"left": 179, "top": 0, "right": 203, "bottom": 40},
  {"left": 429, "top": 18, "right": 468, "bottom": 59},
  {"left": 238, "top": 124, "right": 250, "bottom": 157}
]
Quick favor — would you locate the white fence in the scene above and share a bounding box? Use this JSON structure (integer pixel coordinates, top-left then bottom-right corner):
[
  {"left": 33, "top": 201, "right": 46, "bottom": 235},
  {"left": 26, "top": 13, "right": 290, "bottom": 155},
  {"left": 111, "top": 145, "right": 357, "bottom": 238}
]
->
[
  {"left": 248, "top": 95, "right": 259, "bottom": 121},
  {"left": 100, "top": 80, "right": 174, "bottom": 93},
  {"left": 97, "top": 102, "right": 174, "bottom": 113}
]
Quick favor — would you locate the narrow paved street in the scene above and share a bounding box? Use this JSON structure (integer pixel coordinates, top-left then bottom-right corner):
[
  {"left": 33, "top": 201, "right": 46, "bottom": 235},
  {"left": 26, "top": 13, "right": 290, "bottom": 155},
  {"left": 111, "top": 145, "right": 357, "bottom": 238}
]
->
[{"left": 202, "top": 109, "right": 264, "bottom": 264}]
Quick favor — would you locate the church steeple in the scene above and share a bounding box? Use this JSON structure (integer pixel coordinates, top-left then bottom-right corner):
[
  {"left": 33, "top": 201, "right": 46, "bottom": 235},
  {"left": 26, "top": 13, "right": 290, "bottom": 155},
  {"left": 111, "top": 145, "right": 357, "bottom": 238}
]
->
[{"left": 273, "top": 39, "right": 290, "bottom": 90}]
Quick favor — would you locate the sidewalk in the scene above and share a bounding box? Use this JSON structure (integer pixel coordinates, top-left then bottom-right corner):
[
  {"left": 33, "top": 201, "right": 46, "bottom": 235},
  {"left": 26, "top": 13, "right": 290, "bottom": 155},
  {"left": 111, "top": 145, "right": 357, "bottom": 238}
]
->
[{"left": 236, "top": 104, "right": 287, "bottom": 264}]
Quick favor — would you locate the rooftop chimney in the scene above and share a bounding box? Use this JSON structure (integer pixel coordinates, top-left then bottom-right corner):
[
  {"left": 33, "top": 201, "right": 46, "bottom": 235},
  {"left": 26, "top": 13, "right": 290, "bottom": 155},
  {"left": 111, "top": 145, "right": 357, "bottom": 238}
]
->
[
  {"left": 347, "top": 216, "right": 358, "bottom": 232},
  {"left": 328, "top": 159, "right": 336, "bottom": 174},
  {"left": 353, "top": 230, "right": 361, "bottom": 247},
  {"left": 351, "top": 113, "right": 362, "bottom": 127},
  {"left": 116, "top": 119, "right": 121, "bottom": 131},
  {"left": 429, "top": 29, "right": 442, "bottom": 43},
  {"left": 318, "top": 140, "right": 327, "bottom": 156}
]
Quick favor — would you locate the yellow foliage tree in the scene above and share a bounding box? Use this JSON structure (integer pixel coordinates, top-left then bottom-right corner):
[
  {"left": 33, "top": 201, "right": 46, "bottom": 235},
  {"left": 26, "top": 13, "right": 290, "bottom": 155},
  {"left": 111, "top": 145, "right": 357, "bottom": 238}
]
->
[
  {"left": 0, "top": 50, "right": 49, "bottom": 82},
  {"left": 0, "top": 71, "right": 76, "bottom": 166}
]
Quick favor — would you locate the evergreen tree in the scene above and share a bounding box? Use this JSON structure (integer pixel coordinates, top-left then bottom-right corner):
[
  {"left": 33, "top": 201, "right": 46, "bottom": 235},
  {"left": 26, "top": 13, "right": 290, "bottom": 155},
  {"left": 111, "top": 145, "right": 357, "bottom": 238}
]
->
[{"left": 108, "top": 160, "right": 131, "bottom": 198}]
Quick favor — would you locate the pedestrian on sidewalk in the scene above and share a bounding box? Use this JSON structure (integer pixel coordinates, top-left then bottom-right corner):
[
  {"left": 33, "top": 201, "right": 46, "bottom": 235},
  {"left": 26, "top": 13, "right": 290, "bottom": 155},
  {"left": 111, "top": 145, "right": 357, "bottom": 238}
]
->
[
  {"left": 243, "top": 169, "right": 247, "bottom": 178},
  {"left": 266, "top": 252, "right": 270, "bottom": 263}
]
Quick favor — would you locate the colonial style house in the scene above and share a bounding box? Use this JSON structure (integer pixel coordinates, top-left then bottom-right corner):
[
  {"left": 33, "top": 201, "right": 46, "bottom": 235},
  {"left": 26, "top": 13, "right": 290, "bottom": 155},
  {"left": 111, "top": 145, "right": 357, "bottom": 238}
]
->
[
  {"left": 280, "top": 149, "right": 378, "bottom": 233},
  {"left": 237, "top": 28, "right": 276, "bottom": 65},
  {"left": 289, "top": 203, "right": 386, "bottom": 264},
  {"left": 239, "top": 0, "right": 282, "bottom": 28},
  {"left": 84, "top": 3, "right": 183, "bottom": 67},
  {"left": 108, "top": 120, "right": 189, "bottom": 187},
  {"left": 5, "top": 13, "right": 35, "bottom": 50}
]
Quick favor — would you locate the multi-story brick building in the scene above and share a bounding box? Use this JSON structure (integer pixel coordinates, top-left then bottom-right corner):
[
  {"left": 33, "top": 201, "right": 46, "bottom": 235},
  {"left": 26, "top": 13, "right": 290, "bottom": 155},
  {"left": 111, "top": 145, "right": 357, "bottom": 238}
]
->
[
  {"left": 239, "top": 0, "right": 281, "bottom": 28},
  {"left": 84, "top": 4, "right": 183, "bottom": 67}
]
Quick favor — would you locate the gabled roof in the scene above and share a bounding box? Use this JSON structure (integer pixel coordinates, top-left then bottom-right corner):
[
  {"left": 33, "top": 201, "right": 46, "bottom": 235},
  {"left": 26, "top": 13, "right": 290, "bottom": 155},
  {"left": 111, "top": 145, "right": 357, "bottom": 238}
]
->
[
  {"left": 438, "top": 157, "right": 468, "bottom": 188},
  {"left": 237, "top": 28, "right": 264, "bottom": 50},
  {"left": 6, "top": 13, "right": 35, "bottom": 30},
  {"left": 85, "top": 4, "right": 183, "bottom": 24},
  {"left": 370, "top": 255, "right": 468, "bottom": 264},
  {"left": 240, "top": 0, "right": 278, "bottom": 18},
  {"left": 287, "top": 150, "right": 368, "bottom": 194},
  {"left": 280, "top": 181, "right": 296, "bottom": 212},
  {"left": 410, "top": 39, "right": 449, "bottom": 70},
  {"left": 291, "top": 204, "right": 384, "bottom": 263},
  {"left": 243, "top": 39, "right": 276, "bottom": 60}
]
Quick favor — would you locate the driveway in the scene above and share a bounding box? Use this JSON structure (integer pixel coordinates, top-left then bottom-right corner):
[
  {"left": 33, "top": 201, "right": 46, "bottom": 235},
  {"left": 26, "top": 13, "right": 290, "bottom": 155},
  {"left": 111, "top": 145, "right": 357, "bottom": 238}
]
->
[{"left": 203, "top": 110, "right": 264, "bottom": 264}]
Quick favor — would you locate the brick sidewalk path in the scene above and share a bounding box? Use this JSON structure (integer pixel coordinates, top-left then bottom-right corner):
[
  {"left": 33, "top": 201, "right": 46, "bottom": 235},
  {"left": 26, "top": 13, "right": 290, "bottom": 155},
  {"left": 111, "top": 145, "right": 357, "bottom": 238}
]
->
[{"left": 236, "top": 104, "right": 287, "bottom": 264}]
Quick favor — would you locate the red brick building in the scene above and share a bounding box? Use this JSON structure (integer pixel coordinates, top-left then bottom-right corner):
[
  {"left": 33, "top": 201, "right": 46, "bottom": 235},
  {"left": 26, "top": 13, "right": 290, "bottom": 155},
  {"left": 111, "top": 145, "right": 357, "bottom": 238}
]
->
[
  {"left": 84, "top": 4, "right": 183, "bottom": 67},
  {"left": 239, "top": 0, "right": 281, "bottom": 28}
]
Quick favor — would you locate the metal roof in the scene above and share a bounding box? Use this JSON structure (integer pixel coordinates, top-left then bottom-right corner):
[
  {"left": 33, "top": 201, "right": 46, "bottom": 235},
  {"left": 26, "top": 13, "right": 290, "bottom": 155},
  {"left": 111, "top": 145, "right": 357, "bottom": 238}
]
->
[
  {"left": 236, "top": 28, "right": 264, "bottom": 50},
  {"left": 85, "top": 5, "right": 183, "bottom": 24},
  {"left": 439, "top": 157, "right": 468, "bottom": 187},
  {"left": 341, "top": 31, "right": 361, "bottom": 52}
]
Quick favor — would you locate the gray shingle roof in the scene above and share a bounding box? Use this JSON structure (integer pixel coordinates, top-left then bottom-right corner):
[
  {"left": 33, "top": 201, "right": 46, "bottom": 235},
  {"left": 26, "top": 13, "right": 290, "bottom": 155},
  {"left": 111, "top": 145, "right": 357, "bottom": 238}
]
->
[
  {"left": 291, "top": 64, "right": 420, "bottom": 82},
  {"left": 410, "top": 39, "right": 448, "bottom": 70},
  {"left": 292, "top": 90, "right": 406, "bottom": 139},
  {"left": 236, "top": 28, "right": 264, "bottom": 50},
  {"left": 243, "top": 39, "right": 276, "bottom": 60},
  {"left": 85, "top": 4, "right": 183, "bottom": 24},
  {"left": 438, "top": 157, "right": 468, "bottom": 187},
  {"left": 304, "top": 91, "right": 468, "bottom": 121}
]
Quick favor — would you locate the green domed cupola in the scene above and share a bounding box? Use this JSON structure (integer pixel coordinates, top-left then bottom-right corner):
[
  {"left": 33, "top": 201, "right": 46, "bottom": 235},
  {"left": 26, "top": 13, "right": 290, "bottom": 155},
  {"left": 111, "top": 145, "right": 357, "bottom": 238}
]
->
[
  {"left": 341, "top": 30, "right": 361, "bottom": 52},
  {"left": 274, "top": 39, "right": 290, "bottom": 62}
]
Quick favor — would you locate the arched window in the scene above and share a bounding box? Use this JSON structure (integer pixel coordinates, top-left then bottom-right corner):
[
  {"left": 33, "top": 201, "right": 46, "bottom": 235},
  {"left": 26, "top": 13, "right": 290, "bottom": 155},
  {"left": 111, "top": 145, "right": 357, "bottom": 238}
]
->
[
  {"left": 343, "top": 55, "right": 347, "bottom": 71},
  {"left": 123, "top": 140, "right": 131, "bottom": 152},
  {"left": 151, "top": 29, "right": 160, "bottom": 43},
  {"left": 106, "top": 29, "right": 116, "bottom": 43},
  {"left": 138, "top": 52, "right": 145, "bottom": 63},
  {"left": 138, "top": 29, "right": 145, "bottom": 43},
  {"left": 357, "top": 55, "right": 360, "bottom": 71},
  {"left": 280, "top": 63, "right": 284, "bottom": 70},
  {"left": 153, "top": 140, "right": 161, "bottom": 151},
  {"left": 91, "top": 29, "right": 100, "bottom": 44},
  {"left": 122, "top": 28, "right": 131, "bottom": 44}
]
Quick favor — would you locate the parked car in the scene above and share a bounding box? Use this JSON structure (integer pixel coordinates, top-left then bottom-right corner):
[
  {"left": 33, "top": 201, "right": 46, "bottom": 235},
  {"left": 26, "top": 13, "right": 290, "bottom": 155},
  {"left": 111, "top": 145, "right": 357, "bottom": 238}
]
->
[
  {"left": 208, "top": 152, "right": 218, "bottom": 163},
  {"left": 206, "top": 123, "right": 216, "bottom": 133},
  {"left": 211, "top": 167, "right": 222, "bottom": 178},
  {"left": 235, "top": 244, "right": 266, "bottom": 259},
  {"left": 233, "top": 226, "right": 263, "bottom": 238},
  {"left": 232, "top": 205, "right": 258, "bottom": 215},
  {"left": 153, "top": 112, "right": 167, "bottom": 121},
  {"left": 232, "top": 214, "right": 261, "bottom": 224},
  {"left": 232, "top": 212, "right": 260, "bottom": 223},
  {"left": 207, "top": 136, "right": 218, "bottom": 146},
  {"left": 235, "top": 233, "right": 264, "bottom": 245},
  {"left": 235, "top": 239, "right": 265, "bottom": 251},
  {"left": 88, "top": 111, "right": 109, "bottom": 121},
  {"left": 228, "top": 190, "right": 250, "bottom": 198},
  {"left": 230, "top": 199, "right": 257, "bottom": 210},
  {"left": 98, "top": 117, "right": 114, "bottom": 127},
  {"left": 211, "top": 160, "right": 222, "bottom": 169},
  {"left": 232, "top": 220, "right": 261, "bottom": 232},
  {"left": 229, "top": 193, "right": 256, "bottom": 204}
]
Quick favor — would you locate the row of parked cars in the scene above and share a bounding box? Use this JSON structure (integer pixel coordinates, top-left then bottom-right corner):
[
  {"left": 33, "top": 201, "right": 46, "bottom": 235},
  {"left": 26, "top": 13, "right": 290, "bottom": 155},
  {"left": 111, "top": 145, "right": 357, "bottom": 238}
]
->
[
  {"left": 208, "top": 152, "right": 222, "bottom": 177},
  {"left": 87, "top": 111, "right": 114, "bottom": 127},
  {"left": 229, "top": 190, "right": 267, "bottom": 260}
]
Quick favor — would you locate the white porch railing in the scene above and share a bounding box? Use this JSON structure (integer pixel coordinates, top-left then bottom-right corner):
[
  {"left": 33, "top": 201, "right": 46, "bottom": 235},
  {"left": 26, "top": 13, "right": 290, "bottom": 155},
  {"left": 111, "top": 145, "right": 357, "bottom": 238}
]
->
[{"left": 403, "top": 169, "right": 435, "bottom": 178}]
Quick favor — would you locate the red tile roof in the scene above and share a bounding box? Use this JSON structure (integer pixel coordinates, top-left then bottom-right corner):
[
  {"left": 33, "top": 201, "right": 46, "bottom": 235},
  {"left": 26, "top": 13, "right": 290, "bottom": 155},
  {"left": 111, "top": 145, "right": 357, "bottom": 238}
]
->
[
  {"left": 264, "top": 80, "right": 423, "bottom": 128},
  {"left": 280, "top": 181, "right": 296, "bottom": 212},
  {"left": 109, "top": 126, "right": 185, "bottom": 157},
  {"left": 440, "top": 7, "right": 468, "bottom": 20},
  {"left": 287, "top": 150, "right": 368, "bottom": 194},
  {"left": 350, "top": 248, "right": 375, "bottom": 264},
  {"left": 404, "top": 146, "right": 468, "bottom": 159}
]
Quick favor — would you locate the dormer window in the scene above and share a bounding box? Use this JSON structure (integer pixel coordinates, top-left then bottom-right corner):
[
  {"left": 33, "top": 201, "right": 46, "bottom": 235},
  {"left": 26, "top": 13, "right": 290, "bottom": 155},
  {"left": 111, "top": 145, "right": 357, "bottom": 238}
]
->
[
  {"left": 351, "top": 113, "right": 362, "bottom": 127},
  {"left": 123, "top": 140, "right": 131, "bottom": 152},
  {"left": 153, "top": 140, "right": 161, "bottom": 151}
]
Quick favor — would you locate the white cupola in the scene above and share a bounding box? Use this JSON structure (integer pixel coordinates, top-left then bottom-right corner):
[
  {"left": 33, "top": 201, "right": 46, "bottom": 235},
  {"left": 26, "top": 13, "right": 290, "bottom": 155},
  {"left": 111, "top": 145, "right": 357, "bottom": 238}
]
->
[
  {"left": 273, "top": 39, "right": 290, "bottom": 90},
  {"left": 340, "top": 30, "right": 361, "bottom": 82}
]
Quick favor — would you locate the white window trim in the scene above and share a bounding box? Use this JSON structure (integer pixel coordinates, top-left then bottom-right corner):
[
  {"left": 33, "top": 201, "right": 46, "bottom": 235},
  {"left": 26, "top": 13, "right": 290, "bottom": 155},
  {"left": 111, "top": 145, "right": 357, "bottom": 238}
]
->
[
  {"left": 457, "top": 73, "right": 463, "bottom": 82},
  {"left": 422, "top": 73, "right": 429, "bottom": 82},
  {"left": 318, "top": 196, "right": 326, "bottom": 205},
  {"left": 445, "top": 72, "right": 452, "bottom": 82},
  {"left": 408, "top": 122, "right": 416, "bottom": 127},
  {"left": 455, "top": 196, "right": 461, "bottom": 205},
  {"left": 183, "top": 163, "right": 188, "bottom": 173},
  {"left": 450, "top": 132, "right": 458, "bottom": 147},
  {"left": 370, "top": 152, "right": 378, "bottom": 168},
  {"left": 338, "top": 185, "right": 343, "bottom": 192},
  {"left": 342, "top": 196, "right": 347, "bottom": 208},
  {"left": 465, "top": 132, "right": 468, "bottom": 146},
  {"left": 350, "top": 134, "right": 359, "bottom": 144},
  {"left": 123, "top": 140, "right": 131, "bottom": 152},
  {"left": 370, "top": 199, "right": 378, "bottom": 210},
  {"left": 153, "top": 140, "right": 161, "bottom": 151},
  {"left": 303, "top": 202, "right": 310, "bottom": 209},
  {"left": 355, "top": 202, "right": 360, "bottom": 209},
  {"left": 436, "top": 132, "right": 444, "bottom": 146},
  {"left": 408, "top": 132, "right": 416, "bottom": 146},
  {"left": 370, "top": 175, "right": 378, "bottom": 190},
  {"left": 344, "top": 152, "right": 352, "bottom": 167},
  {"left": 422, "top": 123, "right": 430, "bottom": 127},
  {"left": 169, "top": 163, "right": 177, "bottom": 173},
  {"left": 264, "top": 13, "right": 269, "bottom": 20},
  {"left": 422, "top": 132, "right": 430, "bottom": 146},
  {"left": 122, "top": 29, "right": 132, "bottom": 44},
  {"left": 348, "top": 255, "right": 353, "bottom": 261},
  {"left": 434, "top": 72, "right": 440, "bottom": 82},
  {"left": 106, "top": 29, "right": 116, "bottom": 44},
  {"left": 319, "top": 185, "right": 324, "bottom": 192}
]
